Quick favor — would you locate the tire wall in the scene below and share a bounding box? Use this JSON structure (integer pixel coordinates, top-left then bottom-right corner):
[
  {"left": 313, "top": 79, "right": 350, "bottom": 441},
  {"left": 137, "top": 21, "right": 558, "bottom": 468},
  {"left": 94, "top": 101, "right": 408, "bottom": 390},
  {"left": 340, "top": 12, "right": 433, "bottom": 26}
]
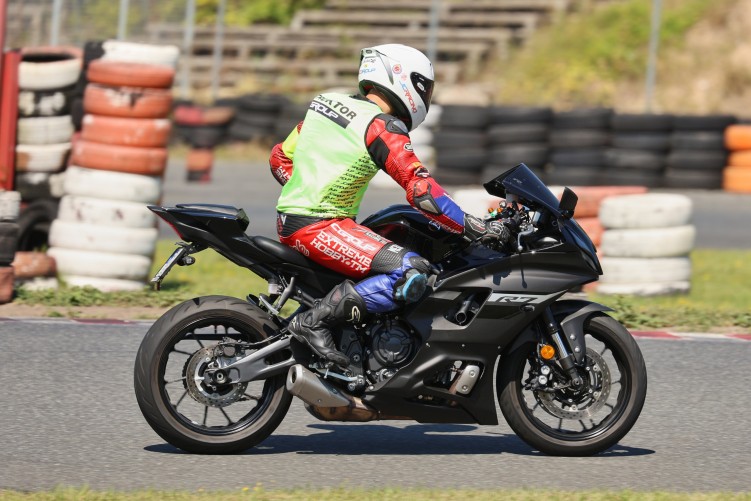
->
[
  {"left": 47, "top": 40, "right": 178, "bottom": 291},
  {"left": 723, "top": 125, "right": 751, "bottom": 193},
  {"left": 0, "top": 191, "right": 21, "bottom": 303}
]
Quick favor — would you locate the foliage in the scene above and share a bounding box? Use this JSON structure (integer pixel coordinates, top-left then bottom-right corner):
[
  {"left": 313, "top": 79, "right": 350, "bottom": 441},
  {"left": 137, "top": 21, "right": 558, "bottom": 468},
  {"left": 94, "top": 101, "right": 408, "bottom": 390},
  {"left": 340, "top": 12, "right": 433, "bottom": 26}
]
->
[
  {"left": 194, "top": 0, "right": 326, "bottom": 25},
  {"left": 495, "top": 0, "right": 736, "bottom": 107}
]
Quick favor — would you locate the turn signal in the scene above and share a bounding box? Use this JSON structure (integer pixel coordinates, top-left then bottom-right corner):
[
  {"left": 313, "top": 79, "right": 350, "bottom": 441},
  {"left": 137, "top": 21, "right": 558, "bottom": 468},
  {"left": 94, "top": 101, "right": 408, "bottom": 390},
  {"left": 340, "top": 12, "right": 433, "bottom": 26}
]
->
[{"left": 540, "top": 344, "right": 556, "bottom": 360}]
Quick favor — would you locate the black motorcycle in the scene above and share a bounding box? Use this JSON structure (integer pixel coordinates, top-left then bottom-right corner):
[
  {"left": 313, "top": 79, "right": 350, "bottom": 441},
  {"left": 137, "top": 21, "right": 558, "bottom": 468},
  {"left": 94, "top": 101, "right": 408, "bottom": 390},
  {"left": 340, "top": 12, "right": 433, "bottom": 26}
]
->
[{"left": 134, "top": 164, "right": 647, "bottom": 456}]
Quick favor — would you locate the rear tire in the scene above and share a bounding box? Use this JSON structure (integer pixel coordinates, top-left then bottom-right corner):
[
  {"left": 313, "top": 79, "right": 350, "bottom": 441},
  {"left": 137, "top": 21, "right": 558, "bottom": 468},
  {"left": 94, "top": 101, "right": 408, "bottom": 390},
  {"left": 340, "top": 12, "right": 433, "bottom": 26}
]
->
[
  {"left": 498, "top": 314, "right": 647, "bottom": 456},
  {"left": 134, "top": 296, "right": 292, "bottom": 454}
]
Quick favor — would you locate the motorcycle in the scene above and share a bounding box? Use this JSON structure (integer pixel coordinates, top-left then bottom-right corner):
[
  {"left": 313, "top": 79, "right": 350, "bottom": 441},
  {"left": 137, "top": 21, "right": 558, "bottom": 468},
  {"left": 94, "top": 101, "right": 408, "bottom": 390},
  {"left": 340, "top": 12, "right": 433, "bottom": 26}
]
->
[{"left": 134, "top": 163, "right": 647, "bottom": 456}]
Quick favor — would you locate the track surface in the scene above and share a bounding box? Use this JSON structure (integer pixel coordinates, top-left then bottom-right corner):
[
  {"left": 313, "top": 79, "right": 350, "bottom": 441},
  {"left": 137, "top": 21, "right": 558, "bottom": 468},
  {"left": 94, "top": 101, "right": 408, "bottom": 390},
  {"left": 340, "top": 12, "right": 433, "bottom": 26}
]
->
[{"left": 1, "top": 320, "right": 749, "bottom": 492}]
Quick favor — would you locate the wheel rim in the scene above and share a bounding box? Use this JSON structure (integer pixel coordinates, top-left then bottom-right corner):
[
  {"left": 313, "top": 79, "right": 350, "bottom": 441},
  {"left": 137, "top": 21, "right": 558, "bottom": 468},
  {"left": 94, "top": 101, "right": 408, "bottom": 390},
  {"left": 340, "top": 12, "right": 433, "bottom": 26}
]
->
[
  {"left": 516, "top": 328, "right": 632, "bottom": 442},
  {"left": 157, "top": 317, "right": 278, "bottom": 436}
]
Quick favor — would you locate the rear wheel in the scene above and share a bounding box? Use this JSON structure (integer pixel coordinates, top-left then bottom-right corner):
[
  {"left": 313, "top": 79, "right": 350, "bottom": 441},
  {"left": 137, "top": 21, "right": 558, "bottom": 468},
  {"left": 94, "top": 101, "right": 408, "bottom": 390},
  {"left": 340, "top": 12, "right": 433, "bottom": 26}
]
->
[
  {"left": 498, "top": 314, "right": 647, "bottom": 456},
  {"left": 134, "top": 296, "right": 292, "bottom": 454}
]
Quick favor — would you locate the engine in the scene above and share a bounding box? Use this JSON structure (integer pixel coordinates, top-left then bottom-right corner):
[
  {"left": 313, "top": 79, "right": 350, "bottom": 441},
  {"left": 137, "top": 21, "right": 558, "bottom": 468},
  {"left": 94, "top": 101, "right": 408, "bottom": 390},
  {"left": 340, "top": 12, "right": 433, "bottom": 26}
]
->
[{"left": 364, "top": 317, "right": 419, "bottom": 383}]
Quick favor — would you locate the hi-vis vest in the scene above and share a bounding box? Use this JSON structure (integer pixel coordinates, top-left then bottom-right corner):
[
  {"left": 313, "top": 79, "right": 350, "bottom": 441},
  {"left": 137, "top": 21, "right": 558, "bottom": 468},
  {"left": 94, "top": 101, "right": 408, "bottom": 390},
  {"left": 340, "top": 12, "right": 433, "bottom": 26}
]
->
[{"left": 276, "top": 93, "right": 384, "bottom": 219}]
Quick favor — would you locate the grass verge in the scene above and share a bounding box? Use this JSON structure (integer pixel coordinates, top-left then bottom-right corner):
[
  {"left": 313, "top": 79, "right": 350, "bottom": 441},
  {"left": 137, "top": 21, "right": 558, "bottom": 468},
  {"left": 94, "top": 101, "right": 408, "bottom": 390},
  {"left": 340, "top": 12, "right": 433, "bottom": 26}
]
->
[
  {"left": 0, "top": 489, "right": 749, "bottom": 501},
  {"left": 13, "top": 243, "right": 751, "bottom": 331}
]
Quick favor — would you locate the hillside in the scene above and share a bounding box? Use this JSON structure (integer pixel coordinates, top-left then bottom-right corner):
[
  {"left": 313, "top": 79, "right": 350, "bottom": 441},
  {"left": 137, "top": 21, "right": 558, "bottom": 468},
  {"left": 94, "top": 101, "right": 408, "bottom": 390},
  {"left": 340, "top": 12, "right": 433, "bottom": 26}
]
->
[{"left": 439, "top": 0, "right": 751, "bottom": 115}]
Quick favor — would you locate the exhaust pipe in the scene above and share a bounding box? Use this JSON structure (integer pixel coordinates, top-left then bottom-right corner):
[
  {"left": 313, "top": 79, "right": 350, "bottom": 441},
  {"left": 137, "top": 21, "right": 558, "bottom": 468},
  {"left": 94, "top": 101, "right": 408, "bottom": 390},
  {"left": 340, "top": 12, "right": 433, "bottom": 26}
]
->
[{"left": 286, "top": 364, "right": 350, "bottom": 407}]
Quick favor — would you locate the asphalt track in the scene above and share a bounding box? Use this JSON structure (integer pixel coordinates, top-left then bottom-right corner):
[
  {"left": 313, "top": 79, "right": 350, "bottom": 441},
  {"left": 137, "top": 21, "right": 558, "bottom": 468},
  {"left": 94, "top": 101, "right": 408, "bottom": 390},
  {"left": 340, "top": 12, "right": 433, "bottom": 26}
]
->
[{"left": 0, "top": 319, "right": 749, "bottom": 492}]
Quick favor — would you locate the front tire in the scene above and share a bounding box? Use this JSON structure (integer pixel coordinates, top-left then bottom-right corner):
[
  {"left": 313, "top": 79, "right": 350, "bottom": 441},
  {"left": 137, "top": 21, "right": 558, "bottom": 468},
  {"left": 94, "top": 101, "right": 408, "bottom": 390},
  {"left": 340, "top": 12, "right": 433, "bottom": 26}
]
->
[
  {"left": 134, "top": 296, "right": 292, "bottom": 454},
  {"left": 498, "top": 314, "right": 647, "bottom": 456}
]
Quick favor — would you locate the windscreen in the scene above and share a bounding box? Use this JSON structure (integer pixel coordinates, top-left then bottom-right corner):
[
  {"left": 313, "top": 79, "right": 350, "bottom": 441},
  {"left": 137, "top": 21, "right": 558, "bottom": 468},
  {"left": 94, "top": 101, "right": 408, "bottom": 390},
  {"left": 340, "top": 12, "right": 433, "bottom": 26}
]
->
[{"left": 482, "top": 164, "right": 563, "bottom": 215}]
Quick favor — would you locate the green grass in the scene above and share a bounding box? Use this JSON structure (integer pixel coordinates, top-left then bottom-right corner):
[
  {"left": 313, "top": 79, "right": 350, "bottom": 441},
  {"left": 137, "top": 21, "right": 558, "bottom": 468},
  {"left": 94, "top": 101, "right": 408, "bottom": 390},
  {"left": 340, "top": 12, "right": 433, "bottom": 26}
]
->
[
  {"left": 13, "top": 242, "right": 751, "bottom": 331},
  {"left": 494, "top": 0, "right": 736, "bottom": 107},
  {"left": 0, "top": 489, "right": 749, "bottom": 501}
]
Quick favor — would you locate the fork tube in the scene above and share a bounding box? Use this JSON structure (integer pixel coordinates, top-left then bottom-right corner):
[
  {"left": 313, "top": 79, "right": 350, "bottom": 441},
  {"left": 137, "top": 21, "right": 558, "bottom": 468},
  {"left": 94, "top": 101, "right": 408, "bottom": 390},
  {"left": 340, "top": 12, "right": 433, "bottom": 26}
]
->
[{"left": 542, "top": 308, "right": 583, "bottom": 387}]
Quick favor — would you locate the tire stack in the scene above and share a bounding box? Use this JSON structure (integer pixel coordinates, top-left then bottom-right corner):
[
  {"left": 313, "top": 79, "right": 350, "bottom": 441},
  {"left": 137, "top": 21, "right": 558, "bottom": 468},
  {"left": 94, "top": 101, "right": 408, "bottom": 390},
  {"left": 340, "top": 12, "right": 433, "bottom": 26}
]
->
[
  {"left": 604, "top": 113, "right": 673, "bottom": 188},
  {"left": 174, "top": 104, "right": 236, "bottom": 182},
  {"left": 228, "top": 94, "right": 289, "bottom": 144},
  {"left": 432, "top": 105, "right": 488, "bottom": 186},
  {"left": 547, "top": 108, "right": 612, "bottom": 187},
  {"left": 15, "top": 48, "right": 82, "bottom": 250},
  {"left": 0, "top": 191, "right": 21, "bottom": 303},
  {"left": 273, "top": 101, "right": 309, "bottom": 144},
  {"left": 665, "top": 115, "right": 736, "bottom": 189},
  {"left": 47, "top": 52, "right": 176, "bottom": 291},
  {"left": 722, "top": 124, "right": 751, "bottom": 193},
  {"left": 483, "top": 106, "right": 552, "bottom": 183},
  {"left": 596, "top": 193, "right": 695, "bottom": 296}
]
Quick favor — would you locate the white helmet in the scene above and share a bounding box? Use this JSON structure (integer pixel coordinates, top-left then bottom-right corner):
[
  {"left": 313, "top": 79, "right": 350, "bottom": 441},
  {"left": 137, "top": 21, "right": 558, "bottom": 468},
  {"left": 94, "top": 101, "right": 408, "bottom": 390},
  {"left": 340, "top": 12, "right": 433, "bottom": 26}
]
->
[{"left": 358, "top": 44, "right": 435, "bottom": 131}]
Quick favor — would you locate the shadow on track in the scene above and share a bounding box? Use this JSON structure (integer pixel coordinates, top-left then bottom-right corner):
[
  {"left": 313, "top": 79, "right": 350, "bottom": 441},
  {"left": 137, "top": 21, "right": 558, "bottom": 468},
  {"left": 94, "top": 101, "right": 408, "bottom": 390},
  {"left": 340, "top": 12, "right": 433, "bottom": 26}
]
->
[{"left": 145, "top": 423, "right": 654, "bottom": 457}]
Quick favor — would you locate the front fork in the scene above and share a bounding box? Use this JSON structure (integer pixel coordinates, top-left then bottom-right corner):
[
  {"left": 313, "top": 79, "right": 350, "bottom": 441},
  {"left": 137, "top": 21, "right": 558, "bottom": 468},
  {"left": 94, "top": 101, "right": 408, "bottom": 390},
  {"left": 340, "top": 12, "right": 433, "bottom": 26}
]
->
[{"left": 541, "top": 308, "right": 584, "bottom": 388}]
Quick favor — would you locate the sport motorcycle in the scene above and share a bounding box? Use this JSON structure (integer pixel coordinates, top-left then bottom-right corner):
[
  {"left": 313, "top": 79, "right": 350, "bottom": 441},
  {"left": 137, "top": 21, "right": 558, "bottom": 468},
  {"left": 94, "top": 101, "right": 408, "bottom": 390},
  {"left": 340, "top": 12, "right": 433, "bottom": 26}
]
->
[{"left": 134, "top": 163, "right": 647, "bottom": 456}]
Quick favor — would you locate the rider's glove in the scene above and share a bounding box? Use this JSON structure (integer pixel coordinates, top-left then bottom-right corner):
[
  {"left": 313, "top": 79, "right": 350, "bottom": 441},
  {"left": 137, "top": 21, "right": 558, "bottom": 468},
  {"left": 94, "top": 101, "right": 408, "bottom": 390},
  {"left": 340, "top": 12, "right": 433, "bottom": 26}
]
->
[{"left": 462, "top": 214, "right": 512, "bottom": 248}]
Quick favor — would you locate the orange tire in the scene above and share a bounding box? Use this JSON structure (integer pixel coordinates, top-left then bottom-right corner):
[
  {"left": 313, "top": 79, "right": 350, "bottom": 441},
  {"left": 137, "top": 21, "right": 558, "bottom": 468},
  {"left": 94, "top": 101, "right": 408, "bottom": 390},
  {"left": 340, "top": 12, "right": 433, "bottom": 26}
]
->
[
  {"left": 725, "top": 125, "right": 751, "bottom": 151},
  {"left": 0, "top": 266, "right": 13, "bottom": 304},
  {"left": 71, "top": 140, "right": 168, "bottom": 176},
  {"left": 723, "top": 166, "right": 751, "bottom": 193},
  {"left": 728, "top": 151, "right": 751, "bottom": 168},
  {"left": 11, "top": 251, "right": 56, "bottom": 279},
  {"left": 87, "top": 59, "right": 175, "bottom": 89},
  {"left": 573, "top": 186, "right": 649, "bottom": 218},
  {"left": 83, "top": 84, "right": 172, "bottom": 119},
  {"left": 81, "top": 115, "right": 171, "bottom": 147},
  {"left": 186, "top": 148, "right": 214, "bottom": 171},
  {"left": 576, "top": 217, "right": 604, "bottom": 247},
  {"left": 174, "top": 105, "right": 235, "bottom": 126}
]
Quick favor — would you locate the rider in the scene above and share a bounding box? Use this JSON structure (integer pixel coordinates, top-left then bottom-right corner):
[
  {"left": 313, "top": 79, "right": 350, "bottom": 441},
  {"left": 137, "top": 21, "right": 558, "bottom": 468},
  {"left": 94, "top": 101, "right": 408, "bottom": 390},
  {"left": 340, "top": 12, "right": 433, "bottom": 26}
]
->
[{"left": 270, "top": 44, "right": 513, "bottom": 368}]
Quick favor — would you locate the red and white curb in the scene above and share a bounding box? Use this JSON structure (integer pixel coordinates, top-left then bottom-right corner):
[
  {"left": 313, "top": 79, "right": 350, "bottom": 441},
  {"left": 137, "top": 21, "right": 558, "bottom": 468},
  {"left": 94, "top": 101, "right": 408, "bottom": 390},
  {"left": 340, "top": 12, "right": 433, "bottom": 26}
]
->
[{"left": 0, "top": 317, "right": 749, "bottom": 341}]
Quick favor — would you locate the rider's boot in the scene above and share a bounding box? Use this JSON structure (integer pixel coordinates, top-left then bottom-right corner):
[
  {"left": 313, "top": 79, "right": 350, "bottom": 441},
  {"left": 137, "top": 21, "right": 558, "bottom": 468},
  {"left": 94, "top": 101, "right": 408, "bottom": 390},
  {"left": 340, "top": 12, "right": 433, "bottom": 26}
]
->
[{"left": 288, "top": 280, "right": 367, "bottom": 368}]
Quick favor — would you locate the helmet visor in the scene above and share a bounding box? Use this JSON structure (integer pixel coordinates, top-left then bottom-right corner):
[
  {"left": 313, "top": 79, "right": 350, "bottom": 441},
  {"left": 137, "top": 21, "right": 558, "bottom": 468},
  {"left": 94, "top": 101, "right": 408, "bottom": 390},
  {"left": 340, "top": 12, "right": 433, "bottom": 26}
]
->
[{"left": 410, "top": 72, "right": 434, "bottom": 112}]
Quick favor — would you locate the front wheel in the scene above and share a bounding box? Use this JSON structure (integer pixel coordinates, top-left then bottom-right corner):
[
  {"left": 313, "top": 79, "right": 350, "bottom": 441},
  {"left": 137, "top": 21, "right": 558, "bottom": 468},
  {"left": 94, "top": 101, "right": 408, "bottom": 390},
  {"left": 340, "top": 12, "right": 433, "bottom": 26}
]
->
[
  {"left": 134, "top": 296, "right": 292, "bottom": 454},
  {"left": 497, "top": 314, "right": 647, "bottom": 456}
]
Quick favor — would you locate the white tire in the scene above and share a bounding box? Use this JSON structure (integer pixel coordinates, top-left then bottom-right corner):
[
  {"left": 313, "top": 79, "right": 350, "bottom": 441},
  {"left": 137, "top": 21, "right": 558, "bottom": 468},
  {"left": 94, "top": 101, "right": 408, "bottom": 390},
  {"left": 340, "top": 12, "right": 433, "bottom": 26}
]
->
[
  {"left": 409, "top": 127, "right": 433, "bottom": 145},
  {"left": 15, "top": 143, "right": 71, "bottom": 172},
  {"left": 48, "top": 247, "right": 151, "bottom": 281},
  {"left": 57, "top": 195, "right": 156, "bottom": 228},
  {"left": 63, "top": 275, "right": 146, "bottom": 292},
  {"left": 63, "top": 166, "right": 162, "bottom": 204},
  {"left": 600, "top": 225, "right": 695, "bottom": 258},
  {"left": 19, "top": 57, "right": 81, "bottom": 90},
  {"left": 18, "top": 89, "right": 69, "bottom": 117},
  {"left": 595, "top": 281, "right": 690, "bottom": 296},
  {"left": 101, "top": 40, "right": 180, "bottom": 68},
  {"left": 17, "top": 116, "right": 74, "bottom": 144},
  {"left": 599, "top": 193, "right": 693, "bottom": 229},
  {"left": 422, "top": 104, "right": 442, "bottom": 129},
  {"left": 600, "top": 256, "right": 692, "bottom": 284},
  {"left": 16, "top": 277, "right": 59, "bottom": 291},
  {"left": 0, "top": 191, "right": 21, "bottom": 221},
  {"left": 49, "top": 220, "right": 158, "bottom": 256}
]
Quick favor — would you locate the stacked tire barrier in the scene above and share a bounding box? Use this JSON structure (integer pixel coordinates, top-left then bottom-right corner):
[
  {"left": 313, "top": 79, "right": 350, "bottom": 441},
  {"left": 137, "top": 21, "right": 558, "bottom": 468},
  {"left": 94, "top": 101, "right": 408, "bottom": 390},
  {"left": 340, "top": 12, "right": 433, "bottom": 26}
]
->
[
  {"left": 483, "top": 106, "right": 551, "bottom": 184},
  {"left": 174, "top": 104, "right": 236, "bottom": 182},
  {"left": 605, "top": 113, "right": 672, "bottom": 188},
  {"left": 723, "top": 124, "right": 751, "bottom": 193},
  {"left": 15, "top": 48, "right": 82, "bottom": 251},
  {"left": 665, "top": 115, "right": 735, "bottom": 190},
  {"left": 432, "top": 105, "right": 488, "bottom": 186},
  {"left": 227, "top": 94, "right": 289, "bottom": 143},
  {"left": 547, "top": 108, "right": 612, "bottom": 187},
  {"left": 48, "top": 42, "right": 177, "bottom": 292},
  {"left": 597, "top": 193, "right": 695, "bottom": 296},
  {"left": 0, "top": 191, "right": 21, "bottom": 303}
]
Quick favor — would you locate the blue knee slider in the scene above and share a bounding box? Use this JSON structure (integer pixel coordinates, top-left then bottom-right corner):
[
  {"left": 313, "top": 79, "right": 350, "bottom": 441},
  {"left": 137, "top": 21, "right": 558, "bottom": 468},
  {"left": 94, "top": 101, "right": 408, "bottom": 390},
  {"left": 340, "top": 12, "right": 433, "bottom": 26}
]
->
[{"left": 394, "top": 268, "right": 428, "bottom": 303}]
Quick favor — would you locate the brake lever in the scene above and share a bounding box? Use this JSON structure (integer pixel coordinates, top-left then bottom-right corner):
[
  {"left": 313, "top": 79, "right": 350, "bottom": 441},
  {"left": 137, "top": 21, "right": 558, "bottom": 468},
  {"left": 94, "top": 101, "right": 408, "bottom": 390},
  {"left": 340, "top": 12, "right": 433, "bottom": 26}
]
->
[{"left": 516, "top": 226, "right": 535, "bottom": 252}]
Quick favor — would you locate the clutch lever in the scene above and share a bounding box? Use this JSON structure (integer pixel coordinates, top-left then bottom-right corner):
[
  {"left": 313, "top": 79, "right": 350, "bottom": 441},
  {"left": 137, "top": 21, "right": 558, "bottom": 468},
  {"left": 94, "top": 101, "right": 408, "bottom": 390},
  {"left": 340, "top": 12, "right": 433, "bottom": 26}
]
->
[{"left": 516, "top": 226, "right": 535, "bottom": 252}]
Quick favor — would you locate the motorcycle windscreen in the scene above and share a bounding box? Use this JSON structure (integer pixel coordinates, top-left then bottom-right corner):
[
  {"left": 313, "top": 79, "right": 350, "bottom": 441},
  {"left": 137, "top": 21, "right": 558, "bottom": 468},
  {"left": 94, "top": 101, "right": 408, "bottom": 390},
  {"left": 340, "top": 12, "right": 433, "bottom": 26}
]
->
[{"left": 482, "top": 163, "right": 563, "bottom": 216}]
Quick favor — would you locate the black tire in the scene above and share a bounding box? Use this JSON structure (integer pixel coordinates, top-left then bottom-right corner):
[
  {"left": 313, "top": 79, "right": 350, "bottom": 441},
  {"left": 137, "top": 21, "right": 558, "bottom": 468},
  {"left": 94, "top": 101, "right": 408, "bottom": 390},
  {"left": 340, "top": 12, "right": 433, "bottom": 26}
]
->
[
  {"left": 599, "top": 169, "right": 664, "bottom": 188},
  {"left": 435, "top": 149, "right": 486, "bottom": 171},
  {"left": 433, "top": 167, "right": 480, "bottom": 186},
  {"left": 498, "top": 314, "right": 647, "bottom": 456},
  {"left": 487, "top": 124, "right": 548, "bottom": 145},
  {"left": 175, "top": 124, "right": 228, "bottom": 149},
  {"left": 664, "top": 168, "right": 723, "bottom": 189},
  {"left": 18, "top": 85, "right": 76, "bottom": 118},
  {"left": 550, "top": 148, "right": 605, "bottom": 168},
  {"left": 488, "top": 106, "right": 552, "bottom": 125},
  {"left": 604, "top": 149, "right": 665, "bottom": 171},
  {"left": 667, "top": 150, "right": 727, "bottom": 170},
  {"left": 545, "top": 166, "right": 603, "bottom": 186},
  {"left": 439, "top": 105, "right": 489, "bottom": 129},
  {"left": 134, "top": 296, "right": 292, "bottom": 454},
  {"left": 611, "top": 113, "right": 673, "bottom": 131},
  {"left": 552, "top": 108, "right": 613, "bottom": 129},
  {"left": 672, "top": 114, "right": 736, "bottom": 131},
  {"left": 0, "top": 222, "right": 19, "bottom": 265},
  {"left": 549, "top": 129, "right": 610, "bottom": 148},
  {"left": 17, "top": 198, "right": 59, "bottom": 251},
  {"left": 488, "top": 144, "right": 549, "bottom": 169},
  {"left": 670, "top": 131, "right": 726, "bottom": 151},
  {"left": 238, "top": 93, "right": 288, "bottom": 114},
  {"left": 611, "top": 133, "right": 670, "bottom": 152},
  {"left": 433, "top": 130, "right": 486, "bottom": 150}
]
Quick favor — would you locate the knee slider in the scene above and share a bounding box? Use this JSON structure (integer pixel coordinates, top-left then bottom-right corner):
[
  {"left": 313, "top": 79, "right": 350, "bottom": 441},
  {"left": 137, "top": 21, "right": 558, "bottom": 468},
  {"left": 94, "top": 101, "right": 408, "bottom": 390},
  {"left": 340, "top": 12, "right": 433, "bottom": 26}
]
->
[{"left": 394, "top": 268, "right": 428, "bottom": 303}]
